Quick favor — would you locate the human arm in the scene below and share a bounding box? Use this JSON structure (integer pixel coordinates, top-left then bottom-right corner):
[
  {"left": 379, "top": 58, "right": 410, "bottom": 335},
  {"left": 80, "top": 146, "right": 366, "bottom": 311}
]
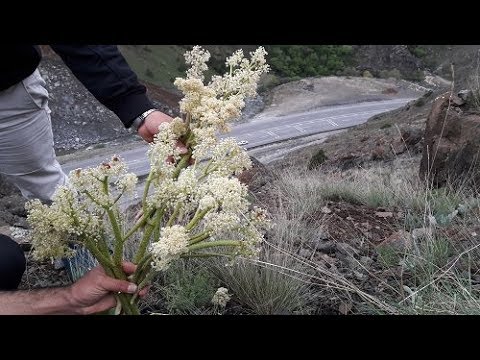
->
[
  {"left": 48, "top": 45, "right": 173, "bottom": 141},
  {"left": 0, "top": 262, "right": 145, "bottom": 315}
]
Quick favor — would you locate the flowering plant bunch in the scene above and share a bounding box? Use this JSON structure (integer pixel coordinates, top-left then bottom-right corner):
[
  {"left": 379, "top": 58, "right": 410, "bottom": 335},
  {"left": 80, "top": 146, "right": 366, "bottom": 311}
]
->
[{"left": 26, "top": 46, "right": 270, "bottom": 315}]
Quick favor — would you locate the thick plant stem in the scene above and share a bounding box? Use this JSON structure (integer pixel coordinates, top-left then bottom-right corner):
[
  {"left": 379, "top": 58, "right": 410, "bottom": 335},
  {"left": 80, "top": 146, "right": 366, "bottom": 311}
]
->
[
  {"left": 182, "top": 252, "right": 232, "bottom": 258},
  {"left": 134, "top": 205, "right": 165, "bottom": 264},
  {"left": 166, "top": 203, "right": 182, "bottom": 227},
  {"left": 100, "top": 176, "right": 124, "bottom": 267},
  {"left": 84, "top": 238, "right": 113, "bottom": 269},
  {"left": 130, "top": 271, "right": 154, "bottom": 305},
  {"left": 109, "top": 264, "right": 140, "bottom": 315},
  {"left": 152, "top": 208, "right": 165, "bottom": 242},
  {"left": 186, "top": 208, "right": 211, "bottom": 231},
  {"left": 132, "top": 254, "right": 152, "bottom": 284},
  {"left": 85, "top": 238, "right": 138, "bottom": 315},
  {"left": 133, "top": 221, "right": 155, "bottom": 264},
  {"left": 131, "top": 204, "right": 163, "bottom": 264},
  {"left": 187, "top": 240, "right": 242, "bottom": 252},
  {"left": 123, "top": 208, "right": 155, "bottom": 242},
  {"left": 142, "top": 173, "right": 152, "bottom": 210},
  {"left": 188, "top": 231, "right": 211, "bottom": 245},
  {"left": 108, "top": 208, "right": 125, "bottom": 267},
  {"left": 172, "top": 149, "right": 192, "bottom": 179}
]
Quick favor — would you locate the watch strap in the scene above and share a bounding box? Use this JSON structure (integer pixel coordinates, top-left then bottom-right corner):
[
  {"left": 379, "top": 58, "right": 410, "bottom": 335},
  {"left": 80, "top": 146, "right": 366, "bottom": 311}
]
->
[{"left": 132, "top": 108, "right": 157, "bottom": 131}]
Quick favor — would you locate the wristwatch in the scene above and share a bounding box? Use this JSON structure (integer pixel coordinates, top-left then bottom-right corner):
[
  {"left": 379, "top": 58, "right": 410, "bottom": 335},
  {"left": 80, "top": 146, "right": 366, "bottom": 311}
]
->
[{"left": 131, "top": 109, "right": 157, "bottom": 131}]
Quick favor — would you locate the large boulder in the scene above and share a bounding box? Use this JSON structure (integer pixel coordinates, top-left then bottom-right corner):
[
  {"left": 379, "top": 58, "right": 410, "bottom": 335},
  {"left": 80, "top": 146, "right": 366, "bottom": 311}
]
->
[{"left": 419, "top": 91, "right": 480, "bottom": 187}]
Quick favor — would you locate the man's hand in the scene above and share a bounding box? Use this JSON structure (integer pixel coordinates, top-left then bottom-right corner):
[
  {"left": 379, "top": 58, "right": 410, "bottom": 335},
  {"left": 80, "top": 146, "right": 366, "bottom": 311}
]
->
[
  {"left": 68, "top": 262, "right": 147, "bottom": 315},
  {"left": 137, "top": 111, "right": 183, "bottom": 145},
  {"left": 137, "top": 110, "right": 190, "bottom": 162}
]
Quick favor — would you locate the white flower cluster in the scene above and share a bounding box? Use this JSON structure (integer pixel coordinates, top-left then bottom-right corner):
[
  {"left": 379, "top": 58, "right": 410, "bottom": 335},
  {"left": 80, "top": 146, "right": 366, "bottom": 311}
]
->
[
  {"left": 174, "top": 46, "right": 269, "bottom": 135},
  {"left": 148, "top": 121, "right": 185, "bottom": 180},
  {"left": 209, "top": 138, "right": 252, "bottom": 176},
  {"left": 26, "top": 186, "right": 103, "bottom": 260},
  {"left": 145, "top": 47, "right": 271, "bottom": 270},
  {"left": 185, "top": 45, "right": 210, "bottom": 81},
  {"left": 211, "top": 287, "right": 231, "bottom": 308},
  {"left": 149, "top": 225, "right": 189, "bottom": 271},
  {"left": 28, "top": 47, "right": 271, "bottom": 279},
  {"left": 27, "top": 156, "right": 137, "bottom": 260}
]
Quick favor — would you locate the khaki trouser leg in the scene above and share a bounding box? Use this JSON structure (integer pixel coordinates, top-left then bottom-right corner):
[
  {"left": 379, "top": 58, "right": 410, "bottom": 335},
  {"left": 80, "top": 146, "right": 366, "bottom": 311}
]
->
[{"left": 0, "top": 69, "right": 68, "bottom": 203}]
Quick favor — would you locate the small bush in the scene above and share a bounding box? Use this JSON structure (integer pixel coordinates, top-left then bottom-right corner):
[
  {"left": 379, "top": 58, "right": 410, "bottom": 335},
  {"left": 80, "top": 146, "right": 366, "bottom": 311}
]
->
[
  {"left": 341, "top": 66, "right": 360, "bottom": 77},
  {"left": 308, "top": 149, "right": 328, "bottom": 170},
  {"left": 414, "top": 98, "right": 425, "bottom": 107},
  {"left": 158, "top": 260, "right": 220, "bottom": 314},
  {"left": 362, "top": 70, "right": 373, "bottom": 78},
  {"left": 409, "top": 46, "right": 427, "bottom": 59},
  {"left": 266, "top": 45, "right": 354, "bottom": 78},
  {"left": 379, "top": 69, "right": 402, "bottom": 80},
  {"left": 209, "top": 258, "right": 311, "bottom": 315},
  {"left": 405, "top": 69, "right": 425, "bottom": 82}
]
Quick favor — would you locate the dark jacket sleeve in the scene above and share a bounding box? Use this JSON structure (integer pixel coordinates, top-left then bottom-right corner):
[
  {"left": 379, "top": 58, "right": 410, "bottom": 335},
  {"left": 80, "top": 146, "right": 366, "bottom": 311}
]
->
[{"left": 49, "top": 45, "right": 155, "bottom": 128}]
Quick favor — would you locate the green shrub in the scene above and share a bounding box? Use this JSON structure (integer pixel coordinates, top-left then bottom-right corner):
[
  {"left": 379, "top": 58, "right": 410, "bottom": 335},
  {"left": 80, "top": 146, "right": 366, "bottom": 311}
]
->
[
  {"left": 308, "top": 149, "right": 328, "bottom": 170},
  {"left": 379, "top": 69, "right": 402, "bottom": 80},
  {"left": 405, "top": 69, "right": 425, "bottom": 82},
  {"left": 159, "top": 261, "right": 220, "bottom": 314},
  {"left": 414, "top": 98, "right": 425, "bottom": 107},
  {"left": 408, "top": 45, "right": 428, "bottom": 58},
  {"left": 362, "top": 70, "right": 373, "bottom": 78},
  {"left": 266, "top": 45, "right": 353, "bottom": 78}
]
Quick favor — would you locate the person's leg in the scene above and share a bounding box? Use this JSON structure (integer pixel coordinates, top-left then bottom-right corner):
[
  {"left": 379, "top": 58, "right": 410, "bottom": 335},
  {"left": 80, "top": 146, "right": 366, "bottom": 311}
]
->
[
  {"left": 0, "top": 69, "right": 68, "bottom": 203},
  {"left": 0, "top": 234, "right": 26, "bottom": 290}
]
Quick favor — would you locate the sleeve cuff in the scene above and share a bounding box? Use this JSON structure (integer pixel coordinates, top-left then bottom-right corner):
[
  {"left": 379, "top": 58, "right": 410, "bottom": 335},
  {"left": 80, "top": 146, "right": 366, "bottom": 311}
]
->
[{"left": 108, "top": 93, "right": 156, "bottom": 128}]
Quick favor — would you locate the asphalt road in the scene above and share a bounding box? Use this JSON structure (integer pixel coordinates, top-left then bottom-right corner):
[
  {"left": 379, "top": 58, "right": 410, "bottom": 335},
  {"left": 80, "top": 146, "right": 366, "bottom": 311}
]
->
[{"left": 62, "top": 98, "right": 414, "bottom": 177}]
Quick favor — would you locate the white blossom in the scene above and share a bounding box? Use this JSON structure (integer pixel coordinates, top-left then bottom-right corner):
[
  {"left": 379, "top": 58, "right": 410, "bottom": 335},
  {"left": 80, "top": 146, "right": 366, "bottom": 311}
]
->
[
  {"left": 149, "top": 225, "right": 189, "bottom": 271},
  {"left": 116, "top": 173, "right": 138, "bottom": 195},
  {"left": 184, "top": 46, "right": 211, "bottom": 81},
  {"left": 212, "top": 287, "right": 231, "bottom": 308}
]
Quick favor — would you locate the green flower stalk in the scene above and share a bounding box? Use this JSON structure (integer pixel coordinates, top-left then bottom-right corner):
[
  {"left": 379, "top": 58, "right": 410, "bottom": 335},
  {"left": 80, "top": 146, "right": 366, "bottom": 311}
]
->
[{"left": 26, "top": 46, "right": 271, "bottom": 315}]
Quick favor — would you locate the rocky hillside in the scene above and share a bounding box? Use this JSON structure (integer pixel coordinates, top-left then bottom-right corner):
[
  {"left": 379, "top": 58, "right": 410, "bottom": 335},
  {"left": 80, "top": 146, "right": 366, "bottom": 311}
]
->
[
  {"left": 420, "top": 45, "right": 480, "bottom": 88},
  {"left": 38, "top": 47, "right": 180, "bottom": 154},
  {"left": 352, "top": 45, "right": 424, "bottom": 80}
]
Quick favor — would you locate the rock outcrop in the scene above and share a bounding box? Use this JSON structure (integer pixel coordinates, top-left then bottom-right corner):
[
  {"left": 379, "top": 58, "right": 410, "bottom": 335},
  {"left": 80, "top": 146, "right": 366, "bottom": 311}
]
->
[
  {"left": 419, "top": 91, "right": 480, "bottom": 187},
  {"left": 353, "top": 45, "right": 423, "bottom": 80}
]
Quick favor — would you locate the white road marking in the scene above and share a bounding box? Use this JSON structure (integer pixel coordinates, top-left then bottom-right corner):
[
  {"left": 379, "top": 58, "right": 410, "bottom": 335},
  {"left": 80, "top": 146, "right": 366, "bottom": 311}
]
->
[{"left": 266, "top": 130, "right": 281, "bottom": 139}]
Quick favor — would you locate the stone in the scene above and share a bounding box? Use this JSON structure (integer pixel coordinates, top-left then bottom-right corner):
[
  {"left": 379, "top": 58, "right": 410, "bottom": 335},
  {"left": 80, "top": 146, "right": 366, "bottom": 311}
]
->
[
  {"left": 375, "top": 211, "right": 393, "bottom": 218},
  {"left": 360, "top": 256, "right": 373, "bottom": 267},
  {"left": 411, "top": 227, "right": 432, "bottom": 241},
  {"left": 419, "top": 91, "right": 480, "bottom": 188},
  {"left": 321, "top": 206, "right": 332, "bottom": 214},
  {"left": 377, "top": 230, "right": 412, "bottom": 251},
  {"left": 337, "top": 242, "right": 359, "bottom": 257},
  {"left": 316, "top": 241, "right": 335, "bottom": 253},
  {"left": 458, "top": 89, "right": 472, "bottom": 102},
  {"left": 299, "top": 248, "right": 312, "bottom": 258}
]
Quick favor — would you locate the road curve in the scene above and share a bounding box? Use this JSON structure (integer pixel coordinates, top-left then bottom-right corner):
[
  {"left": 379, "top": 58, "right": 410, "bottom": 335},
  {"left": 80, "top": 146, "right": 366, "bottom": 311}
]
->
[{"left": 62, "top": 98, "right": 414, "bottom": 177}]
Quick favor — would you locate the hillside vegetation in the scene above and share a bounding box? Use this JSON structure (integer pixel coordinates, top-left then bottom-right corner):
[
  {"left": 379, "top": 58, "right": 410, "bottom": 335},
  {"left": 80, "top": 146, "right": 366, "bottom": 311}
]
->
[{"left": 118, "top": 45, "right": 435, "bottom": 91}]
